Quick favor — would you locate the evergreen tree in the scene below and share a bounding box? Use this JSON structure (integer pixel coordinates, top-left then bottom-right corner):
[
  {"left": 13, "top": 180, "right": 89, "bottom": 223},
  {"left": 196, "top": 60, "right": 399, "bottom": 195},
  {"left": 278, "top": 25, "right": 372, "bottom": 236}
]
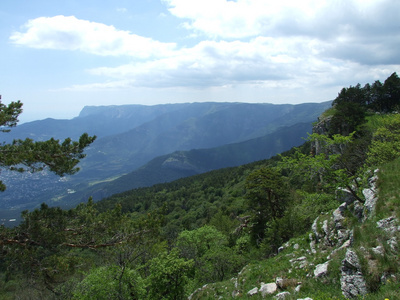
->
[{"left": 0, "top": 100, "right": 96, "bottom": 191}]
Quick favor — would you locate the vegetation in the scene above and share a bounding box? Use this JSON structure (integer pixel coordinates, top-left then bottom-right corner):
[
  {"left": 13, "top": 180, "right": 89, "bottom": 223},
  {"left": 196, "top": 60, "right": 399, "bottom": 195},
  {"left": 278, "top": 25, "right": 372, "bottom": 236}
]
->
[
  {"left": 0, "top": 100, "right": 96, "bottom": 191},
  {"left": 1, "top": 73, "right": 400, "bottom": 299}
]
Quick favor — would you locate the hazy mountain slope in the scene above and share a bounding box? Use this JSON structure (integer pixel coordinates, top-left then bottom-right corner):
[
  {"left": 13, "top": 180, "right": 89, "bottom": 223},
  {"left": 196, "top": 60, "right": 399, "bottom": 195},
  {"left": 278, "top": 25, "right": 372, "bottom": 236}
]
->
[
  {"left": 0, "top": 101, "right": 330, "bottom": 216},
  {"left": 62, "top": 122, "right": 312, "bottom": 204},
  {"left": 75, "top": 102, "right": 331, "bottom": 181},
  {"left": 2, "top": 103, "right": 189, "bottom": 142}
]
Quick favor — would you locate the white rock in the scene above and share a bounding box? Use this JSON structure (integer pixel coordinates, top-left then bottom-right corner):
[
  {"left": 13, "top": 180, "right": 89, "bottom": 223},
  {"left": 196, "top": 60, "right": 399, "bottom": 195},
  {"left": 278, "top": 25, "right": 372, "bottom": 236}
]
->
[
  {"left": 247, "top": 287, "right": 258, "bottom": 296},
  {"left": 371, "top": 245, "right": 384, "bottom": 256},
  {"left": 314, "top": 261, "right": 330, "bottom": 278},
  {"left": 274, "top": 291, "right": 290, "bottom": 299},
  {"left": 260, "top": 282, "right": 277, "bottom": 297}
]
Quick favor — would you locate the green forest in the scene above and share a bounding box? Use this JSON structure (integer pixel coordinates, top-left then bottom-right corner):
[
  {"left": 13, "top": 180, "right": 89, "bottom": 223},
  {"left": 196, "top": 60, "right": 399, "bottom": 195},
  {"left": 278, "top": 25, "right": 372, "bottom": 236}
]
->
[{"left": 1, "top": 73, "right": 400, "bottom": 299}]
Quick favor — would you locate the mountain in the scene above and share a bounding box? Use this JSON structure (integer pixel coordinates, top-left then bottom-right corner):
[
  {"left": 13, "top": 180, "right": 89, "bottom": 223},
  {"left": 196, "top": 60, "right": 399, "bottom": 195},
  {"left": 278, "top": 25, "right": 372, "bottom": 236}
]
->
[
  {"left": 73, "top": 101, "right": 331, "bottom": 181},
  {"left": 0, "top": 101, "right": 331, "bottom": 217},
  {"left": 59, "top": 122, "right": 312, "bottom": 204}
]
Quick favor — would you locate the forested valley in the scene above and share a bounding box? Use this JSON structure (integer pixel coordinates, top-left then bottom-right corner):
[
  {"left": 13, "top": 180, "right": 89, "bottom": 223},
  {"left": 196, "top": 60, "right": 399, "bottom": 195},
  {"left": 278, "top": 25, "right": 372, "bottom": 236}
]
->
[{"left": 1, "top": 73, "right": 400, "bottom": 299}]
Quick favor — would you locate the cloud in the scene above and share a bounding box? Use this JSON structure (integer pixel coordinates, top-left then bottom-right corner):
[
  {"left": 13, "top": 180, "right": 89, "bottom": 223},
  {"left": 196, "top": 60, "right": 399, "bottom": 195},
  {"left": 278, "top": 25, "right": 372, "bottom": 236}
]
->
[
  {"left": 163, "top": 0, "right": 400, "bottom": 65},
  {"left": 10, "top": 15, "right": 176, "bottom": 58},
  {"left": 64, "top": 37, "right": 350, "bottom": 91}
]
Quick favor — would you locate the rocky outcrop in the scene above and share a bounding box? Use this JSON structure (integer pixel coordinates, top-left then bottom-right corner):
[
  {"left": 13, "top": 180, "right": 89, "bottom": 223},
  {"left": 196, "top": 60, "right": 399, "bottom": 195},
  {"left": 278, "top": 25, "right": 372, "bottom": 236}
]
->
[{"left": 340, "top": 249, "right": 368, "bottom": 298}]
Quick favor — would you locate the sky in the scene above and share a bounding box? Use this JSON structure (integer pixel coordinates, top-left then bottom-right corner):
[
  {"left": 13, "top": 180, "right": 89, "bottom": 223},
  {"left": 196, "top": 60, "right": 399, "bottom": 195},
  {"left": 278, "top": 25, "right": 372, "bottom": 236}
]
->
[{"left": 1, "top": 0, "right": 399, "bottom": 123}]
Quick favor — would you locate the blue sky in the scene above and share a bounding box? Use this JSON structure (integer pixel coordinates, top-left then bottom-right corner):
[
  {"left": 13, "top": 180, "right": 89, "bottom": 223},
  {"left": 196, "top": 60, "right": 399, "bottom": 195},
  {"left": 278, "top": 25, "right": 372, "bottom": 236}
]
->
[{"left": 1, "top": 0, "right": 399, "bottom": 122}]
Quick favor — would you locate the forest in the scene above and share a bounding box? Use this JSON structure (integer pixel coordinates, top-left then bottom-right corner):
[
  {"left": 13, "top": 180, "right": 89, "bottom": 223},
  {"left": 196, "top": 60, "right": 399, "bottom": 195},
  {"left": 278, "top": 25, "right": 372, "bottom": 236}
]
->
[{"left": 1, "top": 72, "right": 400, "bottom": 299}]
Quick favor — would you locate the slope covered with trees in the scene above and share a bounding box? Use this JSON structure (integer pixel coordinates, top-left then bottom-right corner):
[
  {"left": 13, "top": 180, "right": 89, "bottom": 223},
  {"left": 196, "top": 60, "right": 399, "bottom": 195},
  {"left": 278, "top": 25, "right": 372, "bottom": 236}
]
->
[{"left": 1, "top": 73, "right": 400, "bottom": 299}]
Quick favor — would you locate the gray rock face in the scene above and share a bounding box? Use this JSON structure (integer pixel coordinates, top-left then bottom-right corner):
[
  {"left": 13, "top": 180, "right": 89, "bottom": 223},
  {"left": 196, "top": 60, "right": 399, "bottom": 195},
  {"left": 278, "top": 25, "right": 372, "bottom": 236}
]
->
[
  {"left": 333, "top": 203, "right": 347, "bottom": 229},
  {"left": 377, "top": 216, "right": 399, "bottom": 234},
  {"left": 340, "top": 249, "right": 367, "bottom": 298},
  {"left": 363, "top": 169, "right": 379, "bottom": 217}
]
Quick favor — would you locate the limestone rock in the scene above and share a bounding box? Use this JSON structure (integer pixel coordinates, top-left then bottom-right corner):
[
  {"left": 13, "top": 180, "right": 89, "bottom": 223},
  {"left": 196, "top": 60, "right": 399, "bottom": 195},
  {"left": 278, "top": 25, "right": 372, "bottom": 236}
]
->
[
  {"left": 314, "top": 261, "right": 330, "bottom": 278},
  {"left": 247, "top": 287, "right": 258, "bottom": 296},
  {"left": 371, "top": 245, "right": 384, "bottom": 256},
  {"left": 260, "top": 283, "right": 277, "bottom": 297},
  {"left": 377, "top": 216, "right": 399, "bottom": 234},
  {"left": 274, "top": 291, "right": 290, "bottom": 299},
  {"left": 340, "top": 249, "right": 367, "bottom": 298},
  {"left": 333, "top": 203, "right": 347, "bottom": 229}
]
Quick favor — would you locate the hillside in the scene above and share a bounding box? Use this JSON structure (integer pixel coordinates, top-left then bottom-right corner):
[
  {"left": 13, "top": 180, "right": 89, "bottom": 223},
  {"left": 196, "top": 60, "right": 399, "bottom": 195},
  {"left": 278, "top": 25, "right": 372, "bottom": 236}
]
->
[
  {"left": 0, "top": 101, "right": 330, "bottom": 219},
  {"left": 1, "top": 73, "right": 400, "bottom": 299},
  {"left": 59, "top": 122, "right": 312, "bottom": 205}
]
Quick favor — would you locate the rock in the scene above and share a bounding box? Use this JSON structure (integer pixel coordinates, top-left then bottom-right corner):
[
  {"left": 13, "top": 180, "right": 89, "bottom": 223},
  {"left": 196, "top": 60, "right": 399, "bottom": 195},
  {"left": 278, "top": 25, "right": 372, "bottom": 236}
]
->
[
  {"left": 232, "top": 290, "right": 240, "bottom": 297},
  {"left": 333, "top": 203, "right": 347, "bottom": 229},
  {"left": 314, "top": 261, "right": 330, "bottom": 278},
  {"left": 293, "top": 243, "right": 299, "bottom": 250},
  {"left": 274, "top": 291, "right": 290, "bottom": 299},
  {"left": 295, "top": 284, "right": 301, "bottom": 293},
  {"left": 247, "top": 287, "right": 258, "bottom": 296},
  {"left": 340, "top": 249, "right": 367, "bottom": 298},
  {"left": 363, "top": 169, "right": 379, "bottom": 216},
  {"left": 336, "top": 187, "right": 357, "bottom": 205},
  {"left": 298, "top": 298, "right": 313, "bottom": 300},
  {"left": 387, "top": 237, "right": 398, "bottom": 252},
  {"left": 309, "top": 233, "right": 317, "bottom": 254},
  {"left": 322, "top": 219, "right": 330, "bottom": 237},
  {"left": 352, "top": 200, "right": 364, "bottom": 221},
  {"left": 311, "top": 217, "right": 319, "bottom": 241},
  {"left": 371, "top": 245, "right": 384, "bottom": 256},
  {"left": 260, "top": 283, "right": 277, "bottom": 297},
  {"left": 377, "top": 216, "right": 399, "bottom": 234},
  {"left": 363, "top": 187, "right": 377, "bottom": 215}
]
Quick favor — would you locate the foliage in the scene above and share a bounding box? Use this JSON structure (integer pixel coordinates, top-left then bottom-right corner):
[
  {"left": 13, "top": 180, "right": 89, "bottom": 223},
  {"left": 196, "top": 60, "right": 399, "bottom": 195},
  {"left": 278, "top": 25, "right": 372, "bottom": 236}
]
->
[
  {"left": 366, "top": 114, "right": 400, "bottom": 167},
  {"left": 177, "top": 225, "right": 244, "bottom": 284},
  {"left": 0, "top": 100, "right": 96, "bottom": 191},
  {"left": 146, "top": 249, "right": 193, "bottom": 300},
  {"left": 72, "top": 265, "right": 145, "bottom": 300},
  {"left": 2, "top": 74, "right": 400, "bottom": 298},
  {"left": 245, "top": 167, "right": 289, "bottom": 244}
]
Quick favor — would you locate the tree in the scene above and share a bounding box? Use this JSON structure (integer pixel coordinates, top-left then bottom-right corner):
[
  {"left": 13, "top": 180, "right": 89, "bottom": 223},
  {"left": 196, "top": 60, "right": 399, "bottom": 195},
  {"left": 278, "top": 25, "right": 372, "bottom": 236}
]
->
[
  {"left": 146, "top": 249, "right": 193, "bottom": 300},
  {"left": 245, "top": 167, "right": 289, "bottom": 244},
  {"left": 0, "top": 100, "right": 96, "bottom": 191}
]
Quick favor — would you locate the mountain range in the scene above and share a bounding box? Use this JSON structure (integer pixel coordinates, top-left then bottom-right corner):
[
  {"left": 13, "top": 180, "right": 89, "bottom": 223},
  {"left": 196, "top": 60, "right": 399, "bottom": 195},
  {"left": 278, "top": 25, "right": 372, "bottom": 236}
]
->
[{"left": 0, "top": 101, "right": 331, "bottom": 222}]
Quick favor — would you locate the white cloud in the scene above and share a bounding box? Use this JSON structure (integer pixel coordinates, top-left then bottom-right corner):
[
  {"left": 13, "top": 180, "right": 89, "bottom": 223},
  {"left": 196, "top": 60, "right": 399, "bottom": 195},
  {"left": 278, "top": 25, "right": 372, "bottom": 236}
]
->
[
  {"left": 66, "top": 37, "right": 359, "bottom": 91},
  {"left": 163, "top": 0, "right": 399, "bottom": 39},
  {"left": 10, "top": 15, "right": 176, "bottom": 58},
  {"left": 163, "top": 0, "right": 400, "bottom": 65}
]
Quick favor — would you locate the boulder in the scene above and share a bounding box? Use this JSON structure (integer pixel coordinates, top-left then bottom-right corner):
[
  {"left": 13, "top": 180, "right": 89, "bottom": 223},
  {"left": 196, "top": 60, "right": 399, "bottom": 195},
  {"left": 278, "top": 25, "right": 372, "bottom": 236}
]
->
[
  {"left": 314, "top": 261, "right": 330, "bottom": 278},
  {"left": 259, "top": 282, "right": 277, "bottom": 297}
]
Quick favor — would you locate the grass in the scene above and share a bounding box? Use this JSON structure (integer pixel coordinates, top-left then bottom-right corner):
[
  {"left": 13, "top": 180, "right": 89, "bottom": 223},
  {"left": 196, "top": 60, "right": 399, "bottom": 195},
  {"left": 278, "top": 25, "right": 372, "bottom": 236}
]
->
[{"left": 376, "top": 157, "right": 400, "bottom": 219}]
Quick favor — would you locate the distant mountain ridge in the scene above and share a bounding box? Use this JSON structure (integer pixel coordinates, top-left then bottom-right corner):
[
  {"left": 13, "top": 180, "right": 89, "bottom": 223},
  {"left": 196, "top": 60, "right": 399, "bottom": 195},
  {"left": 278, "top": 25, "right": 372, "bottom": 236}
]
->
[{"left": 0, "top": 101, "right": 331, "bottom": 218}]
